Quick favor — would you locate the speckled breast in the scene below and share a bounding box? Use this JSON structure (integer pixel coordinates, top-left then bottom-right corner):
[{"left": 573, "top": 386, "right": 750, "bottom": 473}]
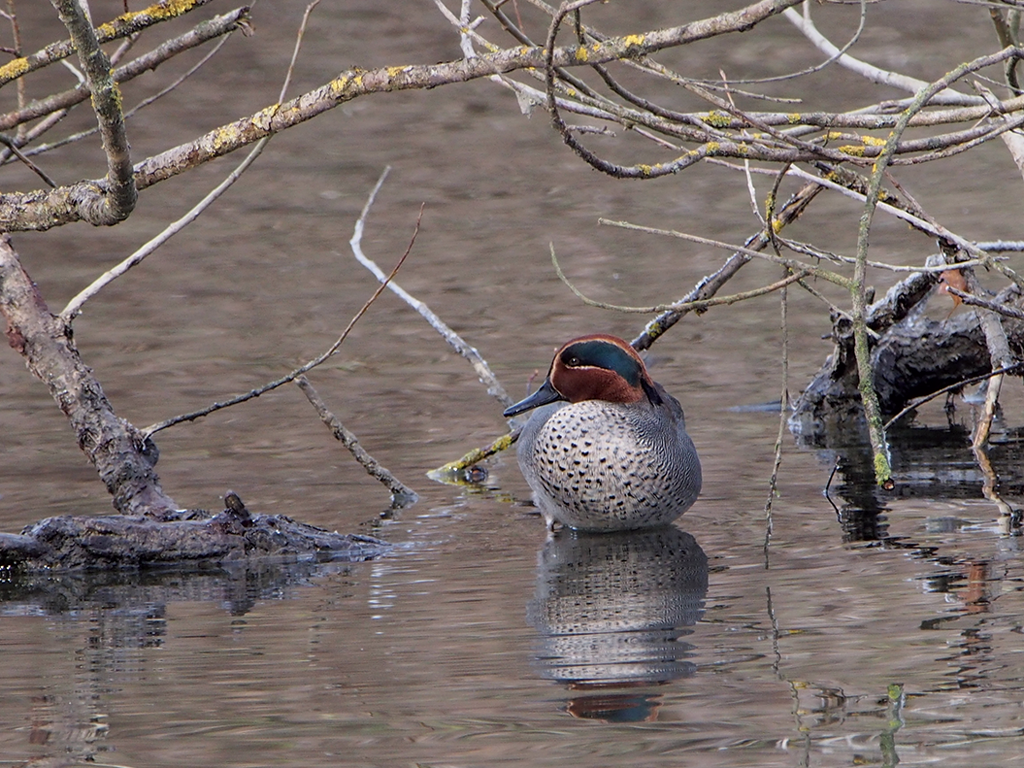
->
[{"left": 517, "top": 400, "right": 702, "bottom": 531}]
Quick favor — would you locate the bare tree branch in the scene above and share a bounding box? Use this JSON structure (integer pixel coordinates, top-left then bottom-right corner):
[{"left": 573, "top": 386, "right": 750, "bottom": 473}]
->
[
  {"left": 5, "top": 0, "right": 1020, "bottom": 236},
  {"left": 0, "top": 0, "right": 217, "bottom": 88},
  {"left": 0, "top": 1, "right": 803, "bottom": 231},
  {"left": 946, "top": 286, "right": 1024, "bottom": 320},
  {"left": 349, "top": 168, "right": 514, "bottom": 408},
  {"left": 0, "top": 235, "right": 178, "bottom": 517},
  {"left": 0, "top": 6, "right": 248, "bottom": 230},
  {"left": 296, "top": 376, "right": 418, "bottom": 506},
  {"left": 0, "top": 7, "right": 247, "bottom": 134},
  {"left": 51, "top": 0, "right": 136, "bottom": 224},
  {"left": 884, "top": 362, "right": 1024, "bottom": 431},
  {"left": 142, "top": 196, "right": 419, "bottom": 438},
  {"left": 61, "top": 0, "right": 319, "bottom": 322}
]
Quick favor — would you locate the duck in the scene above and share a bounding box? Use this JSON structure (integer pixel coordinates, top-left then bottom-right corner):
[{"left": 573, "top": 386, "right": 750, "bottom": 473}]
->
[{"left": 503, "top": 334, "right": 701, "bottom": 532}]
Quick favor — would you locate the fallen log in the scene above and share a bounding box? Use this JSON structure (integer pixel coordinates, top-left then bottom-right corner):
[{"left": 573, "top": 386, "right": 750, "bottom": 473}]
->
[
  {"left": 0, "top": 492, "right": 389, "bottom": 571},
  {"left": 790, "top": 267, "right": 1024, "bottom": 443}
]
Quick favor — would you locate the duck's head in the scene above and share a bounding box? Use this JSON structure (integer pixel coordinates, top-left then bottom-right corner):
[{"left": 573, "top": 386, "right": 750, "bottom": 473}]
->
[{"left": 503, "top": 334, "right": 663, "bottom": 417}]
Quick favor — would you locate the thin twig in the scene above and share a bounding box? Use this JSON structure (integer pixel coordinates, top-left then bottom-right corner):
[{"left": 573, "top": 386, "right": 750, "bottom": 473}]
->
[
  {"left": 763, "top": 267, "right": 791, "bottom": 568},
  {"left": 945, "top": 286, "right": 1024, "bottom": 321},
  {"left": 4, "top": 0, "right": 25, "bottom": 114},
  {"left": 61, "top": 140, "right": 263, "bottom": 321},
  {"left": 599, "top": 217, "right": 852, "bottom": 289},
  {"left": 0, "top": 133, "right": 56, "bottom": 186},
  {"left": 296, "top": 376, "right": 418, "bottom": 506},
  {"left": 551, "top": 242, "right": 811, "bottom": 313},
  {"left": 141, "top": 202, "right": 419, "bottom": 438},
  {"left": 0, "top": 109, "right": 67, "bottom": 166},
  {"left": 718, "top": 0, "right": 868, "bottom": 87},
  {"left": 779, "top": 235, "right": 1002, "bottom": 274},
  {"left": 783, "top": 3, "right": 977, "bottom": 105},
  {"left": 882, "top": 362, "right": 1024, "bottom": 431},
  {"left": 781, "top": 164, "right": 981, "bottom": 251},
  {"left": 61, "top": 2, "right": 318, "bottom": 322},
  {"left": 350, "top": 167, "right": 514, "bottom": 408}
]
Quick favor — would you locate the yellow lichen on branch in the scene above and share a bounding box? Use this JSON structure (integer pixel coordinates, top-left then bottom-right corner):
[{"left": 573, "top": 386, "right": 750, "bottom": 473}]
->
[
  {"left": 0, "top": 57, "right": 29, "bottom": 82},
  {"left": 252, "top": 104, "right": 280, "bottom": 132},
  {"left": 3, "top": 0, "right": 806, "bottom": 230},
  {"left": 622, "top": 33, "right": 647, "bottom": 54},
  {"left": 101, "top": 0, "right": 202, "bottom": 29},
  {"left": 703, "top": 111, "right": 733, "bottom": 128},
  {"left": 3, "top": 0, "right": 215, "bottom": 89},
  {"left": 429, "top": 432, "right": 517, "bottom": 485}
]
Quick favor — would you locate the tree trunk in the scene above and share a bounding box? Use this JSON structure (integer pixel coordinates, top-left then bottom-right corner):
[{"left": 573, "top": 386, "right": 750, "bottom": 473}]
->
[{"left": 0, "top": 235, "right": 178, "bottom": 517}]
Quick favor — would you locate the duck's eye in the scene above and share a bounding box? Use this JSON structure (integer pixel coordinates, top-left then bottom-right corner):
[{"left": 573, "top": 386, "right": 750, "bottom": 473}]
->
[{"left": 566, "top": 355, "right": 581, "bottom": 367}]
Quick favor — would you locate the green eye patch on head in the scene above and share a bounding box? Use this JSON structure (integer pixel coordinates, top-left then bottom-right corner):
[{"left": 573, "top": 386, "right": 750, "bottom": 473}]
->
[{"left": 560, "top": 339, "right": 642, "bottom": 386}]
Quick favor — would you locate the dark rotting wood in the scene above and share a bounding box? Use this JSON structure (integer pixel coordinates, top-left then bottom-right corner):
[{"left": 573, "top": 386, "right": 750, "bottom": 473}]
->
[{"left": 0, "top": 492, "right": 389, "bottom": 571}]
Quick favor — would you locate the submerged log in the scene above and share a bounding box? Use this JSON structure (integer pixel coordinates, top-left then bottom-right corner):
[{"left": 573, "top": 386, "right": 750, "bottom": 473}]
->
[{"left": 0, "top": 493, "right": 389, "bottom": 571}]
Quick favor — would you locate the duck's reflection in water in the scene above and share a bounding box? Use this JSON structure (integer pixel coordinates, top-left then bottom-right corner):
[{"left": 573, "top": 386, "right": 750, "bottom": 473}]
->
[{"left": 527, "top": 525, "right": 708, "bottom": 722}]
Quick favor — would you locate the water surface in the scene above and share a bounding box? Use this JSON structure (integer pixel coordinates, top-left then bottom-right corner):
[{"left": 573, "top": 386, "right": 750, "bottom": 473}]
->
[{"left": 2, "top": 1, "right": 1024, "bottom": 766}]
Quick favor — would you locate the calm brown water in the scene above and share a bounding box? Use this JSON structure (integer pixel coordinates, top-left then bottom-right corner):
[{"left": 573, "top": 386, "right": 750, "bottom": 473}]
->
[{"left": 2, "top": 1, "right": 1024, "bottom": 766}]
